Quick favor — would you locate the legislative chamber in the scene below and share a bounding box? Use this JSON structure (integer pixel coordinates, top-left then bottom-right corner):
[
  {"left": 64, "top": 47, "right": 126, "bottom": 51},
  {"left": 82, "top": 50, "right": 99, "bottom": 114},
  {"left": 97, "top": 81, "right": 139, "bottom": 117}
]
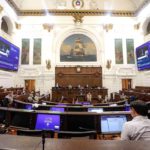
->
[{"left": 0, "top": 0, "right": 150, "bottom": 149}]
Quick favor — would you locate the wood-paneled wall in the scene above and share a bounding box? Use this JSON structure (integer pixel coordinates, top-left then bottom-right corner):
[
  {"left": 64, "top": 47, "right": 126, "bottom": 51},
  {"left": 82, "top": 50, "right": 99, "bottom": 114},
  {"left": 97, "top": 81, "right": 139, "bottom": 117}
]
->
[{"left": 55, "top": 66, "right": 102, "bottom": 87}]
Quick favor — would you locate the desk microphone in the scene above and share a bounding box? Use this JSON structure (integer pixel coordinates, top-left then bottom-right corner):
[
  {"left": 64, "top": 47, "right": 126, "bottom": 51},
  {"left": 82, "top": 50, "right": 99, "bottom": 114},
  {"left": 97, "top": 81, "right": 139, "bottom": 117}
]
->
[{"left": 42, "top": 130, "right": 45, "bottom": 150}]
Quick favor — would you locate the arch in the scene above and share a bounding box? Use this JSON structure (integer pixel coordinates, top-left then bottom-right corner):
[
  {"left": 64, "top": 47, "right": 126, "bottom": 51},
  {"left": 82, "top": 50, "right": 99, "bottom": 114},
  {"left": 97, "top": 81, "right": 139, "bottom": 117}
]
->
[
  {"left": 1, "top": 16, "right": 13, "bottom": 35},
  {"left": 146, "top": 22, "right": 150, "bottom": 35},
  {"left": 142, "top": 17, "right": 150, "bottom": 35},
  {"left": 54, "top": 27, "right": 104, "bottom": 66}
]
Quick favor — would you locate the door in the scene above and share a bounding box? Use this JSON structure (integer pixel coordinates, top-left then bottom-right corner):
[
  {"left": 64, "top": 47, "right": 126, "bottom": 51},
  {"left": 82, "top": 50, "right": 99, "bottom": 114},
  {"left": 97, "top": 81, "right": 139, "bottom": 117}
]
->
[
  {"left": 122, "top": 79, "right": 132, "bottom": 90},
  {"left": 25, "top": 80, "right": 35, "bottom": 92}
]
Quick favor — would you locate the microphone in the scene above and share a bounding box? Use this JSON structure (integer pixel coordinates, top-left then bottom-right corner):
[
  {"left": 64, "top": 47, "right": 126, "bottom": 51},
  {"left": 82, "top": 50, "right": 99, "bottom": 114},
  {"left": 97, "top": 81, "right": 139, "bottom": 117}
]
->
[{"left": 42, "top": 130, "right": 45, "bottom": 150}]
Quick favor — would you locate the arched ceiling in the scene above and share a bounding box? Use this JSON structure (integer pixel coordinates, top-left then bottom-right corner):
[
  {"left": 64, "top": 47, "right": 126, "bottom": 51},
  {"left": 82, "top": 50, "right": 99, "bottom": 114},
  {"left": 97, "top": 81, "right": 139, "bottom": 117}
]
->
[{"left": 5, "top": 0, "right": 150, "bottom": 16}]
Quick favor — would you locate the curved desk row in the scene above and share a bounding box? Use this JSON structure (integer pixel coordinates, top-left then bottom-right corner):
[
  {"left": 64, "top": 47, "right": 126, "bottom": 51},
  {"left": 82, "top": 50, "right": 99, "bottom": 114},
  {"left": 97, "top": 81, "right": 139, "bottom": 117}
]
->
[
  {"left": 13, "top": 100, "right": 128, "bottom": 112},
  {"left": 0, "top": 107, "right": 132, "bottom": 134}
]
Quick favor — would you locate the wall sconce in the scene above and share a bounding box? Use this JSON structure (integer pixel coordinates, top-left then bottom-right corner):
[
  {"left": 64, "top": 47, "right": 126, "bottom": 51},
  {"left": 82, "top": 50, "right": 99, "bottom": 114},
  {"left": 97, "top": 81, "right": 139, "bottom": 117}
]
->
[
  {"left": 134, "top": 23, "right": 140, "bottom": 30},
  {"left": 15, "top": 22, "right": 21, "bottom": 29},
  {"left": 43, "top": 23, "right": 53, "bottom": 32},
  {"left": 0, "top": 5, "right": 3, "bottom": 13},
  {"left": 103, "top": 24, "right": 113, "bottom": 32},
  {"left": 46, "top": 59, "right": 51, "bottom": 70},
  {"left": 106, "top": 60, "right": 112, "bottom": 69}
]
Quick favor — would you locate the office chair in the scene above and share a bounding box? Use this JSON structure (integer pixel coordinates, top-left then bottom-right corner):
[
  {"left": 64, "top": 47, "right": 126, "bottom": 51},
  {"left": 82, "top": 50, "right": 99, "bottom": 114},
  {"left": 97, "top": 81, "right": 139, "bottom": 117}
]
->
[
  {"left": 56, "top": 130, "right": 97, "bottom": 139},
  {"left": 136, "top": 130, "right": 150, "bottom": 140},
  {"left": 17, "top": 129, "right": 54, "bottom": 138}
]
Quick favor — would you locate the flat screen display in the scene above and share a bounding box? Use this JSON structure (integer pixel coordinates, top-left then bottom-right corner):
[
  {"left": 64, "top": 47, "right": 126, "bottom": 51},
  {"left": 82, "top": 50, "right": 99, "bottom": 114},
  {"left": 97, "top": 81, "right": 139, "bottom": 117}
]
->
[
  {"left": 35, "top": 114, "right": 60, "bottom": 130},
  {"left": 82, "top": 102, "right": 91, "bottom": 105},
  {"left": 101, "top": 115, "right": 127, "bottom": 134},
  {"left": 50, "top": 107, "right": 65, "bottom": 112},
  {"left": 24, "top": 104, "right": 33, "bottom": 110},
  {"left": 0, "top": 36, "right": 20, "bottom": 71},
  {"left": 0, "top": 110, "right": 6, "bottom": 123},
  {"left": 88, "top": 108, "right": 103, "bottom": 113},
  {"left": 136, "top": 41, "right": 150, "bottom": 71},
  {"left": 11, "top": 112, "right": 30, "bottom": 128}
]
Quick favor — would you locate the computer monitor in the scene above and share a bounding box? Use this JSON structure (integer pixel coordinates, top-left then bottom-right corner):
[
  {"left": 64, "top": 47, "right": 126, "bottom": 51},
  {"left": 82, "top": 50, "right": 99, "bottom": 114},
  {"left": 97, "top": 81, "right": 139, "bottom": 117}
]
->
[
  {"left": 88, "top": 108, "right": 103, "bottom": 113},
  {"left": 0, "top": 110, "right": 6, "bottom": 123},
  {"left": 50, "top": 107, "right": 65, "bottom": 112},
  {"left": 100, "top": 115, "right": 127, "bottom": 134},
  {"left": 24, "top": 104, "right": 33, "bottom": 110},
  {"left": 82, "top": 102, "right": 91, "bottom": 105},
  {"left": 11, "top": 112, "right": 30, "bottom": 128},
  {"left": 57, "top": 103, "right": 66, "bottom": 106},
  {"left": 35, "top": 114, "right": 60, "bottom": 130}
]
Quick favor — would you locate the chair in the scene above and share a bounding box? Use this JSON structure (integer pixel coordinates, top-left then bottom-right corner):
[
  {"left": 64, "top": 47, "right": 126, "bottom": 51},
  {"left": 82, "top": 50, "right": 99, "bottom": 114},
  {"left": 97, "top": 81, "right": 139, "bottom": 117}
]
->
[
  {"left": 17, "top": 129, "right": 54, "bottom": 138},
  {"left": 56, "top": 130, "right": 97, "bottom": 139},
  {"left": 136, "top": 130, "right": 150, "bottom": 140}
]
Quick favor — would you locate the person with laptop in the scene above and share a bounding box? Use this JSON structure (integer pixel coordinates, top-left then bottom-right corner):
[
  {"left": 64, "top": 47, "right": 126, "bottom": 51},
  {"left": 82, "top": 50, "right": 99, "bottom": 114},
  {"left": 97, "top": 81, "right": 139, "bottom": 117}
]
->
[{"left": 121, "top": 100, "right": 150, "bottom": 140}]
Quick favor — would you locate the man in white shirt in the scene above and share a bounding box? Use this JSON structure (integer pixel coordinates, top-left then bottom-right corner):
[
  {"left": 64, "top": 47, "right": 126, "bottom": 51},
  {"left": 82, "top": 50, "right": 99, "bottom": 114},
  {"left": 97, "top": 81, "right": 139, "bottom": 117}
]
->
[
  {"left": 86, "top": 92, "right": 92, "bottom": 102},
  {"left": 5, "top": 92, "right": 14, "bottom": 105},
  {"left": 121, "top": 100, "right": 150, "bottom": 140}
]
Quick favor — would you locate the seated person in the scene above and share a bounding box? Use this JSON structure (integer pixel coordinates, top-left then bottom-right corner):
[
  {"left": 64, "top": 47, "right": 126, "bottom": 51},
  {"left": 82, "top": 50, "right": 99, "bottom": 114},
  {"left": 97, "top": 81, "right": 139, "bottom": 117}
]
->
[
  {"left": 121, "top": 100, "right": 150, "bottom": 140},
  {"left": 28, "top": 94, "right": 34, "bottom": 102},
  {"left": 34, "top": 93, "right": 40, "bottom": 102},
  {"left": 78, "top": 84, "right": 81, "bottom": 89},
  {"left": 121, "top": 94, "right": 127, "bottom": 100},
  {"left": 5, "top": 92, "right": 14, "bottom": 105},
  {"left": 68, "top": 84, "right": 72, "bottom": 89},
  {"left": 86, "top": 92, "right": 92, "bottom": 102},
  {"left": 59, "top": 96, "right": 64, "bottom": 103},
  {"left": 97, "top": 94, "right": 102, "bottom": 102},
  {"left": 85, "top": 84, "right": 89, "bottom": 88},
  {"left": 104, "top": 95, "right": 108, "bottom": 103},
  {"left": 22, "top": 88, "right": 27, "bottom": 95},
  {"left": 56, "top": 83, "right": 59, "bottom": 88}
]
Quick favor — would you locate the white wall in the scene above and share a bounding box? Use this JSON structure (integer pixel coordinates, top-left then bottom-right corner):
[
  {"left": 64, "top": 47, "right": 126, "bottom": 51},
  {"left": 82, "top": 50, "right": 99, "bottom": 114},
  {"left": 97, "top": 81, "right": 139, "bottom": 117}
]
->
[{"left": 0, "top": 1, "right": 150, "bottom": 96}]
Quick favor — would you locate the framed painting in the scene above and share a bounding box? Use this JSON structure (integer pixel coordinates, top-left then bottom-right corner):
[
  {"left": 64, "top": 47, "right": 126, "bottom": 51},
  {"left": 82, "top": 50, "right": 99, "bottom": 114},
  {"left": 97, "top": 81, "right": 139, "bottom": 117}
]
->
[
  {"left": 115, "top": 39, "right": 123, "bottom": 64},
  {"left": 60, "top": 34, "right": 97, "bottom": 62},
  {"left": 126, "top": 39, "right": 135, "bottom": 64},
  {"left": 21, "top": 39, "right": 30, "bottom": 64},
  {"left": 33, "top": 39, "right": 41, "bottom": 64}
]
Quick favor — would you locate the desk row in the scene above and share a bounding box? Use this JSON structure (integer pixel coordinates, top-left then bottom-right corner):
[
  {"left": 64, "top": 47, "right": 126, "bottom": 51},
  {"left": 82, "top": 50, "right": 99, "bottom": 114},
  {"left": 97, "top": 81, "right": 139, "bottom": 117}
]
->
[{"left": 0, "top": 107, "right": 132, "bottom": 135}]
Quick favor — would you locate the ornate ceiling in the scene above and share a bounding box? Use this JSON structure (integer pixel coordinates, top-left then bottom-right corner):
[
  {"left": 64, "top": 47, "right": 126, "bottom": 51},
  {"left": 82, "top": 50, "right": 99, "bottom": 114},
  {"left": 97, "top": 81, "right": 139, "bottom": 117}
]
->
[{"left": 5, "top": 0, "right": 150, "bottom": 17}]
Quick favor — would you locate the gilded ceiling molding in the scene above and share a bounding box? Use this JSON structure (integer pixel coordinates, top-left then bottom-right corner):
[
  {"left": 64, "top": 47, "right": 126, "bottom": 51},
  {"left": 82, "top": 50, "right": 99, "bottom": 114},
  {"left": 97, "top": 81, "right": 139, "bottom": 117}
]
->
[
  {"left": 15, "top": 22, "right": 21, "bottom": 29},
  {"left": 103, "top": 24, "right": 113, "bottom": 32},
  {"left": 43, "top": 23, "right": 53, "bottom": 32},
  {"left": 18, "top": 9, "right": 134, "bottom": 17},
  {"left": 6, "top": 0, "right": 134, "bottom": 17},
  {"left": 6, "top": 0, "right": 150, "bottom": 17},
  {"left": 0, "top": 5, "right": 3, "bottom": 13}
]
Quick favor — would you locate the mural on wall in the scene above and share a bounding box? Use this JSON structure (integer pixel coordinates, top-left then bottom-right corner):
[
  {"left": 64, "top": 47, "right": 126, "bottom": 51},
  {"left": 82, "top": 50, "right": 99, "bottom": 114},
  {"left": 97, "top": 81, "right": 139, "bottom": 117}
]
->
[
  {"left": 126, "top": 39, "right": 135, "bottom": 64},
  {"left": 60, "top": 34, "right": 97, "bottom": 62},
  {"left": 21, "top": 39, "right": 30, "bottom": 64},
  {"left": 115, "top": 39, "right": 123, "bottom": 64},
  {"left": 33, "top": 39, "right": 41, "bottom": 64}
]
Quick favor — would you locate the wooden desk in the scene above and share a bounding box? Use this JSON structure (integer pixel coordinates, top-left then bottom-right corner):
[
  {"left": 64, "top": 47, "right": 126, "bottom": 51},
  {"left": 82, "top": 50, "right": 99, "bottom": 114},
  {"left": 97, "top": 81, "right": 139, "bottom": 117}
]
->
[
  {"left": 0, "top": 107, "right": 132, "bottom": 132},
  {"left": 52, "top": 87, "right": 108, "bottom": 102},
  {"left": 0, "top": 134, "right": 149, "bottom": 150}
]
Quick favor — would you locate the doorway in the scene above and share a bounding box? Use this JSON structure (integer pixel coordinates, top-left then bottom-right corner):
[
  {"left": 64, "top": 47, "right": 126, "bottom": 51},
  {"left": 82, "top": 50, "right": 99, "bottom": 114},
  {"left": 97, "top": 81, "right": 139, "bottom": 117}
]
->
[
  {"left": 122, "top": 79, "right": 132, "bottom": 90},
  {"left": 25, "top": 80, "right": 35, "bottom": 92}
]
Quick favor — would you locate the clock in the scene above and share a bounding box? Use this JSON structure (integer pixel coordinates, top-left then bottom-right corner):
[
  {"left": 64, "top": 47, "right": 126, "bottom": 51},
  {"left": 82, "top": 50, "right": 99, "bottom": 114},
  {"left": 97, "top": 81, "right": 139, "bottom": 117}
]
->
[
  {"left": 76, "top": 65, "right": 81, "bottom": 73},
  {"left": 72, "top": 0, "right": 84, "bottom": 9}
]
